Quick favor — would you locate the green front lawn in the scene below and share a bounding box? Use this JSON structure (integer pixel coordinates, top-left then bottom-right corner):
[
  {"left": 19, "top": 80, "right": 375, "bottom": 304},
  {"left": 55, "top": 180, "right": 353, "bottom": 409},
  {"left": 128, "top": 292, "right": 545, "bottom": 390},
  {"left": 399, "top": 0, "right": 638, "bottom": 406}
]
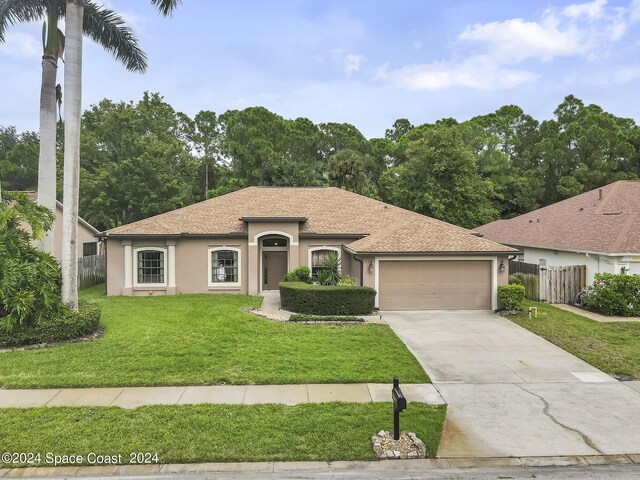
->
[
  {"left": 0, "top": 403, "right": 446, "bottom": 465},
  {"left": 510, "top": 301, "right": 640, "bottom": 379},
  {"left": 0, "top": 286, "right": 428, "bottom": 388}
]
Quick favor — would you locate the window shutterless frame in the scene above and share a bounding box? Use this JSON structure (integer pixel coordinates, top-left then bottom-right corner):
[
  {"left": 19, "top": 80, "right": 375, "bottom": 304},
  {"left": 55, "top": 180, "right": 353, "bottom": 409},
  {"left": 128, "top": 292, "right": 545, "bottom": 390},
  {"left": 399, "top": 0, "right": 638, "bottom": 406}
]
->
[
  {"left": 133, "top": 247, "right": 168, "bottom": 287},
  {"left": 208, "top": 247, "right": 241, "bottom": 288}
]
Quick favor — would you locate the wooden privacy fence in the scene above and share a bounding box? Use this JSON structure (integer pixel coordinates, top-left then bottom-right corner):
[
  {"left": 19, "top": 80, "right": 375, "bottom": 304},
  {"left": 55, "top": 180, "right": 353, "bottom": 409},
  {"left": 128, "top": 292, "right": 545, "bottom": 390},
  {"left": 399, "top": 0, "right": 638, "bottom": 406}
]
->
[
  {"left": 78, "top": 254, "right": 105, "bottom": 289},
  {"left": 509, "top": 261, "right": 586, "bottom": 304},
  {"left": 539, "top": 265, "right": 587, "bottom": 304},
  {"left": 509, "top": 261, "right": 540, "bottom": 300}
]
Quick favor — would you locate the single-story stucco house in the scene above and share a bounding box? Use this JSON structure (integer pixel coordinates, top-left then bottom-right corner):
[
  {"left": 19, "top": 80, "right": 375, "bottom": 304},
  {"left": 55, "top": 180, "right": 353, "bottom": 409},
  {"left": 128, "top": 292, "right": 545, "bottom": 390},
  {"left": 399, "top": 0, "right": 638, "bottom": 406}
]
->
[
  {"left": 102, "top": 187, "right": 516, "bottom": 310},
  {"left": 475, "top": 180, "right": 640, "bottom": 284}
]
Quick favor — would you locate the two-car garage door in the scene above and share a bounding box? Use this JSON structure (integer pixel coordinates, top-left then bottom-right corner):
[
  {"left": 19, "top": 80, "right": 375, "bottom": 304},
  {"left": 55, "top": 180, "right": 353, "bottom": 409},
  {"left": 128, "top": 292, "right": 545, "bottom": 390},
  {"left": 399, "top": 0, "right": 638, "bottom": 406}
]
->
[{"left": 378, "top": 260, "right": 492, "bottom": 310}]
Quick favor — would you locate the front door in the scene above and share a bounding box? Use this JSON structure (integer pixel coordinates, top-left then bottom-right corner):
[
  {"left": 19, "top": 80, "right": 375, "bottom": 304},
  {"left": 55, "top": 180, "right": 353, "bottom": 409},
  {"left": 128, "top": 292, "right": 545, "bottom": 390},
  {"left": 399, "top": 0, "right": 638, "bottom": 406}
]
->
[{"left": 263, "top": 251, "right": 287, "bottom": 290}]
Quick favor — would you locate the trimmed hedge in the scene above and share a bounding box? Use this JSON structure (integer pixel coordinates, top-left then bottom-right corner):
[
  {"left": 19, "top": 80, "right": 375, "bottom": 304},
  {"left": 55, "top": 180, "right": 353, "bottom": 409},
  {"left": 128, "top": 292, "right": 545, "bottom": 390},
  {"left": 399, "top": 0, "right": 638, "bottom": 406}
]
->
[
  {"left": 586, "top": 273, "right": 640, "bottom": 317},
  {"left": 0, "top": 301, "right": 102, "bottom": 348},
  {"left": 289, "top": 314, "right": 364, "bottom": 322},
  {"left": 279, "top": 282, "right": 376, "bottom": 315},
  {"left": 498, "top": 284, "right": 526, "bottom": 311}
]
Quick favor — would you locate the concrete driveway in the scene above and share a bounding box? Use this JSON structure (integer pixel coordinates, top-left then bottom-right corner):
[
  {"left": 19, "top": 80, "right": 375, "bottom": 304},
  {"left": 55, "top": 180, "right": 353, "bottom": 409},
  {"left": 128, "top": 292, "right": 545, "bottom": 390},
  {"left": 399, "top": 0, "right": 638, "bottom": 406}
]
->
[{"left": 384, "top": 310, "right": 640, "bottom": 458}]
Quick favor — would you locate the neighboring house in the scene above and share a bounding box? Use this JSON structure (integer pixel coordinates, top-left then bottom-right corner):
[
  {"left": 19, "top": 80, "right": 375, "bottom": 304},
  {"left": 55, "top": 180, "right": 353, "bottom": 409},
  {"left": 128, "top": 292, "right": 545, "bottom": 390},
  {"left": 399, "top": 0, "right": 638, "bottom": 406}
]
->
[
  {"left": 102, "top": 187, "right": 516, "bottom": 310},
  {"left": 475, "top": 180, "right": 640, "bottom": 284},
  {"left": 17, "top": 191, "right": 101, "bottom": 261}
]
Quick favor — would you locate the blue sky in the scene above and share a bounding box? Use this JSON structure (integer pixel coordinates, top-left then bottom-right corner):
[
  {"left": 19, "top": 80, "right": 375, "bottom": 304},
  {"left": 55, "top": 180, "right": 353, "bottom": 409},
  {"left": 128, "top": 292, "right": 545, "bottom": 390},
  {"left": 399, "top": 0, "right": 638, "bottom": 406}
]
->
[{"left": 2, "top": 0, "right": 640, "bottom": 137}]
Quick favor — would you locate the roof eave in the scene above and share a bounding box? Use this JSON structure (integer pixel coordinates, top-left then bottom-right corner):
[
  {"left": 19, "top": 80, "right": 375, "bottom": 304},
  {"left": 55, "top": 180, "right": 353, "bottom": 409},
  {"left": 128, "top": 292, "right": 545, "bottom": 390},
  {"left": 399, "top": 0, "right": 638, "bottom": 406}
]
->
[
  {"left": 501, "top": 241, "right": 639, "bottom": 257},
  {"left": 343, "top": 248, "right": 520, "bottom": 256}
]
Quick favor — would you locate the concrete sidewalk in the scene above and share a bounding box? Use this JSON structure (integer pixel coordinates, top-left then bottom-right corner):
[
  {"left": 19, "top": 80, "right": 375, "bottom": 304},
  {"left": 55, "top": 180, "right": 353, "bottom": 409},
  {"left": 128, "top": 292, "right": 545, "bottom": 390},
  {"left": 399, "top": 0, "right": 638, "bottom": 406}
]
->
[
  {"left": 0, "top": 383, "right": 444, "bottom": 409},
  {"left": 3, "top": 455, "right": 640, "bottom": 479}
]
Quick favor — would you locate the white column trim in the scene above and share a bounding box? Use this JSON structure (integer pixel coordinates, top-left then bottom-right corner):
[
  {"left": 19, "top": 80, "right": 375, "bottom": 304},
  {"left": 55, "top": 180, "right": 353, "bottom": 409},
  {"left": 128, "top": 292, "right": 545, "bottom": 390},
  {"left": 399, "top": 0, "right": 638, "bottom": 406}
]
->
[
  {"left": 168, "top": 244, "right": 176, "bottom": 288},
  {"left": 124, "top": 244, "right": 132, "bottom": 288}
]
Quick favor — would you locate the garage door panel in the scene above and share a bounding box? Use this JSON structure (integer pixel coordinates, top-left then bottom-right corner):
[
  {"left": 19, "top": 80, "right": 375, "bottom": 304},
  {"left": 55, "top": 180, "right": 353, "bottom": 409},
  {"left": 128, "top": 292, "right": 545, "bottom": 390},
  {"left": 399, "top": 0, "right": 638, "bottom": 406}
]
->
[{"left": 379, "top": 260, "right": 492, "bottom": 310}]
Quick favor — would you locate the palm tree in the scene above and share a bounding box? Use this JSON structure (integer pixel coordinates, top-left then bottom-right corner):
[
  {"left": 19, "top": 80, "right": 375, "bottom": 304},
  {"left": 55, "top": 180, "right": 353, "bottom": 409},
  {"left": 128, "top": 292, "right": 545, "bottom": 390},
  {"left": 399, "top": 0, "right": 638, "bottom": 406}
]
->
[
  {"left": 61, "top": 0, "right": 181, "bottom": 308},
  {"left": 0, "top": 0, "right": 148, "bottom": 255}
]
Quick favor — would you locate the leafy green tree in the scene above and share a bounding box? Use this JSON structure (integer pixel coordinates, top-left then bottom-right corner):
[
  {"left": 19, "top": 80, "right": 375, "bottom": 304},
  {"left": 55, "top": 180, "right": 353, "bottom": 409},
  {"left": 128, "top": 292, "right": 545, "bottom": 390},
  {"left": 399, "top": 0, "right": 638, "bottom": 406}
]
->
[
  {"left": 385, "top": 118, "right": 414, "bottom": 143},
  {"left": 0, "top": 127, "right": 39, "bottom": 191},
  {"left": 380, "top": 125, "right": 499, "bottom": 228},
  {"left": 79, "top": 93, "right": 198, "bottom": 230},
  {"left": 207, "top": 177, "right": 247, "bottom": 199},
  {"left": 0, "top": 191, "right": 66, "bottom": 331},
  {"left": 318, "top": 122, "right": 370, "bottom": 159},
  {"left": 328, "top": 149, "right": 378, "bottom": 197},
  {"left": 221, "top": 107, "right": 289, "bottom": 185},
  {"left": 461, "top": 107, "right": 543, "bottom": 217},
  {"left": 538, "top": 96, "right": 638, "bottom": 203}
]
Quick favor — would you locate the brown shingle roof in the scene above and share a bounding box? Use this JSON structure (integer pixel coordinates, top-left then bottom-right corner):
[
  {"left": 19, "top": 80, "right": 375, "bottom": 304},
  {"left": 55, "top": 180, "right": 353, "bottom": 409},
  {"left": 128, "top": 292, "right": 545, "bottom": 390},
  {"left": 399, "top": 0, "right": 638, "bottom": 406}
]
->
[
  {"left": 106, "top": 186, "right": 515, "bottom": 253},
  {"left": 347, "top": 218, "right": 518, "bottom": 254},
  {"left": 475, "top": 180, "right": 640, "bottom": 254}
]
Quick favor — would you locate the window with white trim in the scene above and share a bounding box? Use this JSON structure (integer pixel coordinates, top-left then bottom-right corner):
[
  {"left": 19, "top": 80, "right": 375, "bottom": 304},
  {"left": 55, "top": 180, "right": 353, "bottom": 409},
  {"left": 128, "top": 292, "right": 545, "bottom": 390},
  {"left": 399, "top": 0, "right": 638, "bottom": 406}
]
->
[
  {"left": 210, "top": 249, "right": 239, "bottom": 284},
  {"left": 137, "top": 250, "right": 165, "bottom": 284}
]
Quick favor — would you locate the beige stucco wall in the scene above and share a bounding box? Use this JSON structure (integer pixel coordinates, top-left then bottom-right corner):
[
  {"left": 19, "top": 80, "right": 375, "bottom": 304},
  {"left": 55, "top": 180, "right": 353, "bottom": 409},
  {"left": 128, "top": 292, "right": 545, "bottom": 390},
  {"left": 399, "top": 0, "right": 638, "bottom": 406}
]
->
[
  {"left": 176, "top": 238, "right": 248, "bottom": 294},
  {"left": 106, "top": 237, "right": 249, "bottom": 296},
  {"left": 27, "top": 203, "right": 99, "bottom": 261},
  {"left": 498, "top": 254, "right": 509, "bottom": 286}
]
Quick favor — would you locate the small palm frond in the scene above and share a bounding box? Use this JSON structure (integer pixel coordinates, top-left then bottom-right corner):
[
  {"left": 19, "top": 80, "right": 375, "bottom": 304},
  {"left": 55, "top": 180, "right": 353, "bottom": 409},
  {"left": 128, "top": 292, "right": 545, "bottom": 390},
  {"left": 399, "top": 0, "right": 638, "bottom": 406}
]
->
[
  {"left": 82, "top": 0, "right": 148, "bottom": 73},
  {"left": 149, "top": 0, "right": 182, "bottom": 16},
  {"left": 0, "top": 0, "right": 46, "bottom": 42}
]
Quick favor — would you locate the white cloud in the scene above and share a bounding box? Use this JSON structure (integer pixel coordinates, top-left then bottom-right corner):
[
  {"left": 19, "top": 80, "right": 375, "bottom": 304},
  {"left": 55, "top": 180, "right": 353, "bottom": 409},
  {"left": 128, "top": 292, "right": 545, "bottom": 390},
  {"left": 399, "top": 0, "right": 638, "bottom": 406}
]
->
[
  {"left": 458, "top": 18, "right": 583, "bottom": 62},
  {"left": 332, "top": 49, "right": 366, "bottom": 76},
  {"left": 377, "top": 56, "right": 538, "bottom": 91},
  {"left": 631, "top": 0, "right": 640, "bottom": 21},
  {"left": 459, "top": 0, "right": 637, "bottom": 61},
  {"left": 0, "top": 32, "right": 41, "bottom": 59},
  {"left": 379, "top": 0, "right": 640, "bottom": 92},
  {"left": 562, "top": 0, "right": 607, "bottom": 20}
]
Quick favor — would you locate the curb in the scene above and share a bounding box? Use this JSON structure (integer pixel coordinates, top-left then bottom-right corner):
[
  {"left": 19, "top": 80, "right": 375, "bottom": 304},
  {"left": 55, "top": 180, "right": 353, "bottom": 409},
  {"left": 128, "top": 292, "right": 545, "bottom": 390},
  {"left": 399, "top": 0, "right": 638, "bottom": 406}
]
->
[{"left": 1, "top": 454, "right": 640, "bottom": 477}]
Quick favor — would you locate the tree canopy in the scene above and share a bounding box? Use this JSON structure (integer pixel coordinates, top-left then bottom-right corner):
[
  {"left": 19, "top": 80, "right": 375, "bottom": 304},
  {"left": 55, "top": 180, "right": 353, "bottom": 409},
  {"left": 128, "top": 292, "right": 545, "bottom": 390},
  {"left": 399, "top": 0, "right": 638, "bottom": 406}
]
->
[{"left": 1, "top": 93, "right": 638, "bottom": 231}]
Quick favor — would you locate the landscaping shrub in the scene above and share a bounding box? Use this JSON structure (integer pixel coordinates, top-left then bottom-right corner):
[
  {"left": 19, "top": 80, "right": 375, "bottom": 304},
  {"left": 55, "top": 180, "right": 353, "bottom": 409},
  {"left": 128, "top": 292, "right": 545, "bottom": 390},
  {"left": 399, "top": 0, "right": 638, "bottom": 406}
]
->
[
  {"left": 337, "top": 275, "right": 356, "bottom": 286},
  {"left": 585, "top": 273, "right": 640, "bottom": 317},
  {"left": 283, "top": 266, "right": 311, "bottom": 283},
  {"left": 508, "top": 274, "right": 523, "bottom": 285},
  {"left": 289, "top": 314, "right": 364, "bottom": 322},
  {"left": 0, "top": 301, "right": 102, "bottom": 348},
  {"left": 0, "top": 192, "right": 66, "bottom": 331},
  {"left": 498, "top": 284, "right": 526, "bottom": 311},
  {"left": 316, "top": 251, "right": 341, "bottom": 285},
  {"left": 279, "top": 282, "right": 376, "bottom": 315}
]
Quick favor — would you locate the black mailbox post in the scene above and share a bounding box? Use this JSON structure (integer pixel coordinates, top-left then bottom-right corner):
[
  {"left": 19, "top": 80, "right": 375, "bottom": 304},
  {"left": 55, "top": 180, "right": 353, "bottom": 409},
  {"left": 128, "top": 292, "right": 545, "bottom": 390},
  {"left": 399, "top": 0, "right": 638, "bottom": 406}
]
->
[{"left": 392, "top": 376, "right": 407, "bottom": 440}]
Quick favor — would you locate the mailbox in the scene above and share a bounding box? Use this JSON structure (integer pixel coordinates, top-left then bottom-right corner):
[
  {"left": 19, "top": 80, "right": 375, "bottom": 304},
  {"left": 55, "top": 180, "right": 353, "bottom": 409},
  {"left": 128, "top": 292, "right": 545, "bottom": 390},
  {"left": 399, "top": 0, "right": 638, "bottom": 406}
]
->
[
  {"left": 391, "top": 376, "right": 406, "bottom": 440},
  {"left": 392, "top": 382, "right": 406, "bottom": 412}
]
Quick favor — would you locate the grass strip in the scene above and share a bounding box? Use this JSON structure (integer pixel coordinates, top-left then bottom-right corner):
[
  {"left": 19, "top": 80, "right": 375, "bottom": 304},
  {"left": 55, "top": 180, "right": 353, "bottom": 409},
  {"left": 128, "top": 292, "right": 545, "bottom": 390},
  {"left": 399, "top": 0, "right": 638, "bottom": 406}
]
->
[
  {"left": 511, "top": 301, "right": 640, "bottom": 379},
  {"left": 0, "top": 402, "right": 446, "bottom": 465}
]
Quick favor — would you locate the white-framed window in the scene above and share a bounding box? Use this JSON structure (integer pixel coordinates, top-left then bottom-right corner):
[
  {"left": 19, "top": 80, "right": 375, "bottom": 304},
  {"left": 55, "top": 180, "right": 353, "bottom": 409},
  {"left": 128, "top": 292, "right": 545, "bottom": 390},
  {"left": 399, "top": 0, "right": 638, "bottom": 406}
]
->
[
  {"left": 133, "top": 247, "right": 167, "bottom": 287},
  {"left": 208, "top": 247, "right": 241, "bottom": 287},
  {"left": 309, "top": 247, "right": 341, "bottom": 277}
]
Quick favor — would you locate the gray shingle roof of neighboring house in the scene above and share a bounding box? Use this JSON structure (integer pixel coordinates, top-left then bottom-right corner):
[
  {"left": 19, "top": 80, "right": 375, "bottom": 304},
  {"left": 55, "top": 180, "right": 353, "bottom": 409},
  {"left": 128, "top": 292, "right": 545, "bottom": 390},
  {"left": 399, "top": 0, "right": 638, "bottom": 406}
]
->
[
  {"left": 475, "top": 180, "right": 640, "bottom": 255},
  {"left": 105, "top": 186, "right": 516, "bottom": 254}
]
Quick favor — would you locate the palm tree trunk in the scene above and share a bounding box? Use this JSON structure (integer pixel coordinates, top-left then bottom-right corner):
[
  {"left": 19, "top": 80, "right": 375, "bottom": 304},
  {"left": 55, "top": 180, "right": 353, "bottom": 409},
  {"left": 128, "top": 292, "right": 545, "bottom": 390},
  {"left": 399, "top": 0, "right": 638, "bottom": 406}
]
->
[
  {"left": 37, "top": 9, "right": 60, "bottom": 256},
  {"left": 61, "top": 0, "right": 84, "bottom": 310}
]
